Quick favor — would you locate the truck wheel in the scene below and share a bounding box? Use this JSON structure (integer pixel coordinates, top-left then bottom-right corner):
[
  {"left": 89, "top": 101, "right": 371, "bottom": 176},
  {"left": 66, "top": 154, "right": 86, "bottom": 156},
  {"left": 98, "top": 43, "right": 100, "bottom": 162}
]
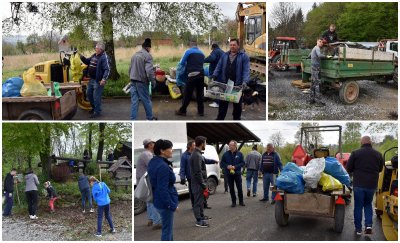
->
[
  {"left": 339, "top": 81, "right": 359, "bottom": 104},
  {"left": 275, "top": 199, "right": 289, "bottom": 226},
  {"left": 393, "top": 67, "right": 398, "bottom": 87},
  {"left": 18, "top": 109, "right": 52, "bottom": 120},
  {"left": 64, "top": 106, "right": 78, "bottom": 120},
  {"left": 334, "top": 204, "right": 345, "bottom": 233},
  {"left": 134, "top": 198, "right": 147, "bottom": 216},
  {"left": 207, "top": 177, "right": 218, "bottom": 195}
]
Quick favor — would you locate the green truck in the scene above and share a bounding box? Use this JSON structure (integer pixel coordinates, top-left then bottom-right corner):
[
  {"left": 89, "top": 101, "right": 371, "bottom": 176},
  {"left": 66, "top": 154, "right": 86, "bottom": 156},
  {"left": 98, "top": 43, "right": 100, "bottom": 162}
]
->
[{"left": 302, "top": 45, "right": 397, "bottom": 104}]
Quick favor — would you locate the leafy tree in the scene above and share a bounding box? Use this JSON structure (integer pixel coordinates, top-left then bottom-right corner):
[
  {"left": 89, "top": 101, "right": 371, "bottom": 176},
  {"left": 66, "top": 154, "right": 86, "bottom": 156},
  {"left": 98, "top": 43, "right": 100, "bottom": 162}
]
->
[
  {"left": 343, "top": 122, "right": 362, "bottom": 144},
  {"left": 269, "top": 131, "right": 285, "bottom": 149},
  {"left": 337, "top": 2, "right": 398, "bottom": 41},
  {"left": 4, "top": 2, "right": 222, "bottom": 80}
]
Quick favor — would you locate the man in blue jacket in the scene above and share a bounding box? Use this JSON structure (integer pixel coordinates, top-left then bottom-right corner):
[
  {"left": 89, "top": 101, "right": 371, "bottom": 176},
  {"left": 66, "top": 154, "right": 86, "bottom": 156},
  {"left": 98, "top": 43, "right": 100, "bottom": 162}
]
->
[
  {"left": 220, "top": 140, "right": 245, "bottom": 207},
  {"left": 176, "top": 40, "right": 205, "bottom": 116},
  {"left": 204, "top": 43, "right": 224, "bottom": 108},
  {"left": 259, "top": 143, "right": 283, "bottom": 204},
  {"left": 212, "top": 39, "right": 250, "bottom": 120},
  {"left": 80, "top": 42, "right": 111, "bottom": 118}
]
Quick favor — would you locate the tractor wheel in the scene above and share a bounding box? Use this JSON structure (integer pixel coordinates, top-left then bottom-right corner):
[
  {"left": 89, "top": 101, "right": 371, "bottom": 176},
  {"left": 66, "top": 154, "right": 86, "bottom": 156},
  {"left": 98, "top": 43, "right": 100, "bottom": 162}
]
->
[
  {"left": 339, "top": 81, "right": 359, "bottom": 104},
  {"left": 334, "top": 204, "right": 345, "bottom": 233},
  {"left": 275, "top": 199, "right": 289, "bottom": 226},
  {"left": 64, "top": 105, "right": 78, "bottom": 120},
  {"left": 272, "top": 55, "right": 288, "bottom": 71},
  {"left": 18, "top": 109, "right": 52, "bottom": 120},
  {"left": 393, "top": 67, "right": 398, "bottom": 87}
]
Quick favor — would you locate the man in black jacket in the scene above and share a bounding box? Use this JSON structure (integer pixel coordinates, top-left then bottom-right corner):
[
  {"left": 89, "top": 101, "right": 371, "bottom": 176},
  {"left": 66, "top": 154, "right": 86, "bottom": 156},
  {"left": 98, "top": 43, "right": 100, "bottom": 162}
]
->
[
  {"left": 321, "top": 24, "right": 338, "bottom": 44},
  {"left": 3, "top": 168, "right": 17, "bottom": 216},
  {"left": 189, "top": 136, "right": 210, "bottom": 228},
  {"left": 347, "top": 136, "right": 384, "bottom": 236}
]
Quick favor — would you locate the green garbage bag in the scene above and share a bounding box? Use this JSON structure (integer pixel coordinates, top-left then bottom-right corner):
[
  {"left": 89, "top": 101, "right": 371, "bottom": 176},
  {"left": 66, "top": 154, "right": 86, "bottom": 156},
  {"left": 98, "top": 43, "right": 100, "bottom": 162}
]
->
[{"left": 47, "top": 82, "right": 62, "bottom": 97}]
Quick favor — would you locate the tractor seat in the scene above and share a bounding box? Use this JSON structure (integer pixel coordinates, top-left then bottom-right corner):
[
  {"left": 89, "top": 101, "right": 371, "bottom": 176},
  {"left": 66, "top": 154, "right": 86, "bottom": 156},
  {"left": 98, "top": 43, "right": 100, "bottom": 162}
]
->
[{"left": 314, "top": 147, "right": 330, "bottom": 158}]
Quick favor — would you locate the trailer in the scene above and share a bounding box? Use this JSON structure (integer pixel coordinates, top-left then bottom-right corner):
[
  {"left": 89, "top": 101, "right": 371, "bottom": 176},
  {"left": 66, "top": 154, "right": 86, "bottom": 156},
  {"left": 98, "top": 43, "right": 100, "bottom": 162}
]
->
[
  {"left": 302, "top": 45, "right": 397, "bottom": 104},
  {"left": 274, "top": 187, "right": 351, "bottom": 233},
  {"left": 2, "top": 83, "right": 77, "bottom": 120}
]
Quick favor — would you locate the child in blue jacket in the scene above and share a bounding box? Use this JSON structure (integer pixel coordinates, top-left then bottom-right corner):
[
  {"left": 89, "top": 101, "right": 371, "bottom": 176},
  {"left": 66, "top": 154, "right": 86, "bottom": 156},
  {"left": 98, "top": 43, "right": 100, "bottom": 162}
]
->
[{"left": 90, "top": 176, "right": 115, "bottom": 237}]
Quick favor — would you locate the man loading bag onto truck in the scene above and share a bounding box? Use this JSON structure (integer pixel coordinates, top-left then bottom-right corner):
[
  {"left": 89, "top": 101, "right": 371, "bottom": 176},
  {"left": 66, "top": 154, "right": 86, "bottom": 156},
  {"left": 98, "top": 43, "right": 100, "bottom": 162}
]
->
[{"left": 309, "top": 38, "right": 332, "bottom": 107}]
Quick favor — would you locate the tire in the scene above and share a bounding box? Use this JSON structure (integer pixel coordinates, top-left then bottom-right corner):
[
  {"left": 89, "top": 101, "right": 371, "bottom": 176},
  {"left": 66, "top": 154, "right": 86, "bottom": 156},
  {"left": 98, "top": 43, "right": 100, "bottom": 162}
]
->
[
  {"left": 339, "top": 81, "right": 359, "bottom": 104},
  {"left": 134, "top": 198, "right": 147, "bottom": 216},
  {"left": 272, "top": 55, "right": 288, "bottom": 71},
  {"left": 64, "top": 105, "right": 78, "bottom": 120},
  {"left": 18, "top": 109, "right": 52, "bottom": 120},
  {"left": 275, "top": 199, "right": 289, "bottom": 226},
  {"left": 207, "top": 177, "right": 218, "bottom": 195},
  {"left": 334, "top": 204, "right": 345, "bottom": 233},
  {"left": 393, "top": 67, "right": 398, "bottom": 87}
]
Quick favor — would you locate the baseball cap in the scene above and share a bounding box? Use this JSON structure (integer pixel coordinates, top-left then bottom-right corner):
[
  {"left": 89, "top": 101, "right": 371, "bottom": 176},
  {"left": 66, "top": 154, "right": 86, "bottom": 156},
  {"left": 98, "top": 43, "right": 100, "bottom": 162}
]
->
[{"left": 143, "top": 139, "right": 155, "bottom": 146}]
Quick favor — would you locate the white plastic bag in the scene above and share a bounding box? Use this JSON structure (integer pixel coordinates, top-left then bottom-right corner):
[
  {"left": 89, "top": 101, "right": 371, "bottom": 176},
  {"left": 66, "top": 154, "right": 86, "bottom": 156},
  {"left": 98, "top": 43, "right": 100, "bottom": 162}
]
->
[
  {"left": 134, "top": 172, "right": 153, "bottom": 202},
  {"left": 303, "top": 158, "right": 325, "bottom": 189}
]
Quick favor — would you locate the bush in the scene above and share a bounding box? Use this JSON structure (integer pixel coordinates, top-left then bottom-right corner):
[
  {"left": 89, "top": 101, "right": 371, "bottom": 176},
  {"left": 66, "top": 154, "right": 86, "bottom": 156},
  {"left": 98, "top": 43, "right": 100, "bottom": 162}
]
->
[{"left": 85, "top": 162, "right": 97, "bottom": 176}]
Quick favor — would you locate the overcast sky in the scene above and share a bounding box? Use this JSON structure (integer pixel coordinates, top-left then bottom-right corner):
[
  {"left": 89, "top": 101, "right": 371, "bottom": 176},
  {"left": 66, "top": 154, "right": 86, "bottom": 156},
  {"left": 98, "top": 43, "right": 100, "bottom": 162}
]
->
[{"left": 242, "top": 121, "right": 397, "bottom": 145}]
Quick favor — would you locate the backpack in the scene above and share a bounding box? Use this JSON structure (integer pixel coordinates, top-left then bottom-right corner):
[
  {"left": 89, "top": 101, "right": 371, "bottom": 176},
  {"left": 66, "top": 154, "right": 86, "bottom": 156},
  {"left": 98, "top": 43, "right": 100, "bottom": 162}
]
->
[{"left": 134, "top": 172, "right": 153, "bottom": 202}]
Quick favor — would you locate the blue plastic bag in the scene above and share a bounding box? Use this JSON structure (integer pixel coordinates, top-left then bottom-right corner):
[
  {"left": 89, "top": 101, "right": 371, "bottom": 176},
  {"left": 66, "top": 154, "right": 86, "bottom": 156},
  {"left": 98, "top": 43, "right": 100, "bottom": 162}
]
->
[
  {"left": 276, "top": 171, "right": 305, "bottom": 194},
  {"left": 282, "top": 162, "right": 304, "bottom": 175},
  {"left": 2, "top": 77, "right": 24, "bottom": 97},
  {"left": 324, "top": 157, "right": 351, "bottom": 187},
  {"left": 204, "top": 65, "right": 209, "bottom": 77},
  {"left": 176, "top": 63, "right": 187, "bottom": 87}
]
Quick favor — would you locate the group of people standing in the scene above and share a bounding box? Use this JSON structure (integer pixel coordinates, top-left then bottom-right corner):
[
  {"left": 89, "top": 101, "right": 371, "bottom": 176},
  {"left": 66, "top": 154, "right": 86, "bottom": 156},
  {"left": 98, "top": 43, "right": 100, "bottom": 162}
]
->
[
  {"left": 3, "top": 168, "right": 115, "bottom": 237},
  {"left": 130, "top": 38, "right": 251, "bottom": 121}
]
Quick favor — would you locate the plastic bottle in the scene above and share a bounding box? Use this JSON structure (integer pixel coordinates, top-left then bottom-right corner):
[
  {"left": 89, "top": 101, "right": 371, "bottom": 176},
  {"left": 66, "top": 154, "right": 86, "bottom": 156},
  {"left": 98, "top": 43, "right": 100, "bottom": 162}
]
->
[{"left": 225, "top": 79, "right": 234, "bottom": 94}]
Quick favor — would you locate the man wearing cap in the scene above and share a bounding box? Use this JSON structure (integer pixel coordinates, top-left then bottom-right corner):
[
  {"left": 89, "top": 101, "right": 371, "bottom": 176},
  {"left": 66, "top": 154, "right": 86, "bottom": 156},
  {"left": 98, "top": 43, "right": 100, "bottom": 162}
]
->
[
  {"left": 129, "top": 38, "right": 157, "bottom": 120},
  {"left": 136, "top": 139, "right": 161, "bottom": 230},
  {"left": 347, "top": 136, "right": 384, "bottom": 236},
  {"left": 80, "top": 42, "right": 111, "bottom": 118},
  {"left": 175, "top": 39, "right": 205, "bottom": 117}
]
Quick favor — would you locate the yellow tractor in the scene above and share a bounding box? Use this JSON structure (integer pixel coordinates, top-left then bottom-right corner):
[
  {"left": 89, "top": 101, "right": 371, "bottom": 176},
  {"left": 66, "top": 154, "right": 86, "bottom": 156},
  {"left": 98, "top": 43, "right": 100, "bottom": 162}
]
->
[
  {"left": 236, "top": 2, "right": 266, "bottom": 74},
  {"left": 32, "top": 50, "right": 91, "bottom": 110},
  {"left": 375, "top": 146, "right": 398, "bottom": 241}
]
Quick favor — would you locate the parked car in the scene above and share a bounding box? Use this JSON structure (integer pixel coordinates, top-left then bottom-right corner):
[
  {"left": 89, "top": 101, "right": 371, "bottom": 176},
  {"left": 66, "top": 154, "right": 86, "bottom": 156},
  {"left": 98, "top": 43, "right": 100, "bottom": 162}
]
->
[{"left": 134, "top": 143, "right": 221, "bottom": 215}]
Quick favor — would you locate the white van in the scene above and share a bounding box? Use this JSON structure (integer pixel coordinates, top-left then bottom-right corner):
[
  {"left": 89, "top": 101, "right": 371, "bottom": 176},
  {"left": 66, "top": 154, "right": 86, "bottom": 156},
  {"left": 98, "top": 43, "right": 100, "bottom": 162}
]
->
[{"left": 134, "top": 143, "right": 221, "bottom": 215}]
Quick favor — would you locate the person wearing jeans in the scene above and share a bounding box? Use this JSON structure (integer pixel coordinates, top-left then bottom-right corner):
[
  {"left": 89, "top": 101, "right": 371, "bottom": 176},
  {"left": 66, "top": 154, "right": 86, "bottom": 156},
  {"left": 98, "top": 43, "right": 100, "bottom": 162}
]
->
[
  {"left": 259, "top": 144, "right": 282, "bottom": 204},
  {"left": 245, "top": 145, "right": 261, "bottom": 197},
  {"left": 24, "top": 169, "right": 39, "bottom": 219},
  {"left": 90, "top": 176, "right": 115, "bottom": 237},
  {"left": 3, "top": 168, "right": 17, "bottom": 217},
  {"left": 147, "top": 139, "right": 179, "bottom": 241},
  {"left": 347, "top": 136, "right": 384, "bottom": 235},
  {"left": 80, "top": 42, "right": 110, "bottom": 118},
  {"left": 129, "top": 38, "right": 157, "bottom": 120},
  {"left": 78, "top": 173, "right": 94, "bottom": 213}
]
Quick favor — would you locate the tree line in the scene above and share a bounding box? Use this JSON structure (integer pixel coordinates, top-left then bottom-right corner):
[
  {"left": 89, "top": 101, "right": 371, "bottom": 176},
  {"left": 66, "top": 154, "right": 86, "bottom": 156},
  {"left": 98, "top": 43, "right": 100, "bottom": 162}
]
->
[
  {"left": 269, "top": 2, "right": 398, "bottom": 47},
  {"left": 2, "top": 123, "right": 131, "bottom": 180}
]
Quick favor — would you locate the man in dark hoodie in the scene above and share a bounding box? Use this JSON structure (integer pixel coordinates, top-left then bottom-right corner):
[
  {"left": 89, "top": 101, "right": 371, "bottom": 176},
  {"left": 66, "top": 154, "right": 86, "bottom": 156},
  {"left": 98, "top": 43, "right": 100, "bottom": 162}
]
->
[
  {"left": 212, "top": 39, "right": 250, "bottom": 120},
  {"left": 204, "top": 43, "right": 224, "bottom": 108},
  {"left": 78, "top": 173, "right": 94, "bottom": 213},
  {"left": 189, "top": 136, "right": 210, "bottom": 228},
  {"left": 3, "top": 168, "right": 17, "bottom": 216},
  {"left": 80, "top": 42, "right": 110, "bottom": 118},
  {"left": 176, "top": 39, "right": 205, "bottom": 116},
  {"left": 129, "top": 38, "right": 157, "bottom": 120},
  {"left": 347, "top": 136, "right": 384, "bottom": 236}
]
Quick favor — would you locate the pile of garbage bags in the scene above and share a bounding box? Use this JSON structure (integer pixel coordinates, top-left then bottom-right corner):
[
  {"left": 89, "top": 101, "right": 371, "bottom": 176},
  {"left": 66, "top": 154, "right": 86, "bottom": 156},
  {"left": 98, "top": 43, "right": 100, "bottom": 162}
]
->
[
  {"left": 2, "top": 77, "right": 24, "bottom": 97},
  {"left": 276, "top": 157, "right": 350, "bottom": 194}
]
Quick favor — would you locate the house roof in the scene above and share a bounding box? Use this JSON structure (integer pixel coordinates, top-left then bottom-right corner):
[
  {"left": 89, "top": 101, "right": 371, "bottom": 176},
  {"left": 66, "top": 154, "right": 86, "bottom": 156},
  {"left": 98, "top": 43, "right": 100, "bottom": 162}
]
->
[{"left": 108, "top": 156, "right": 132, "bottom": 172}]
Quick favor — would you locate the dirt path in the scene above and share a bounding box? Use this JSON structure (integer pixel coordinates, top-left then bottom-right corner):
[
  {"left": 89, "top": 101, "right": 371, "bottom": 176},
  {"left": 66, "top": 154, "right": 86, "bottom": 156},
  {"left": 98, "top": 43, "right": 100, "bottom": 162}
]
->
[
  {"left": 268, "top": 70, "right": 398, "bottom": 120},
  {"left": 2, "top": 201, "right": 132, "bottom": 241}
]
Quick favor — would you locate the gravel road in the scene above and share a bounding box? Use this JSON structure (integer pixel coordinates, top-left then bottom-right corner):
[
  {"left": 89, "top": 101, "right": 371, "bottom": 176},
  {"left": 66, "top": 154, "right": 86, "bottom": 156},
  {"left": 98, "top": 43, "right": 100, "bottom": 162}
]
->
[{"left": 268, "top": 70, "right": 398, "bottom": 120}]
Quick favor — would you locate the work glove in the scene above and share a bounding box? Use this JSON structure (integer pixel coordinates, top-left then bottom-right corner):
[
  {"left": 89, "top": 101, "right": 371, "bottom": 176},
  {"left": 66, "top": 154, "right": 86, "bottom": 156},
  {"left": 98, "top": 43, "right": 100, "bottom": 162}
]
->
[
  {"left": 180, "top": 178, "right": 186, "bottom": 185},
  {"left": 201, "top": 183, "right": 207, "bottom": 190},
  {"left": 8, "top": 193, "right": 12, "bottom": 197},
  {"left": 327, "top": 55, "right": 333, "bottom": 59}
]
